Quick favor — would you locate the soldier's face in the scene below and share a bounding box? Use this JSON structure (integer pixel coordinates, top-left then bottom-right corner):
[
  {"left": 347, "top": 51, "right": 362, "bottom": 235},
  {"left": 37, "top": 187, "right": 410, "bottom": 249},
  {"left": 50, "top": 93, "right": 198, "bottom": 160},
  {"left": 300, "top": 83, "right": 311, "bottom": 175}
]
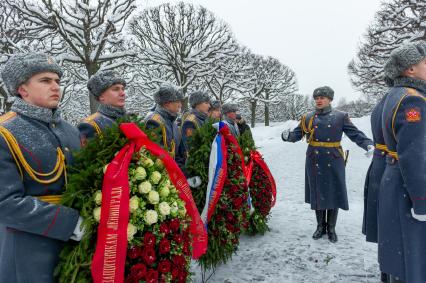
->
[
  {"left": 163, "top": 101, "right": 182, "bottom": 115},
  {"left": 99, "top": 84, "right": 126, "bottom": 108},
  {"left": 314, "top": 96, "right": 331, "bottom": 109},
  {"left": 407, "top": 58, "right": 426, "bottom": 81},
  {"left": 18, "top": 72, "right": 61, "bottom": 109},
  {"left": 226, "top": 111, "right": 237, "bottom": 121},
  {"left": 195, "top": 102, "right": 210, "bottom": 114},
  {"left": 209, "top": 109, "right": 221, "bottom": 119}
]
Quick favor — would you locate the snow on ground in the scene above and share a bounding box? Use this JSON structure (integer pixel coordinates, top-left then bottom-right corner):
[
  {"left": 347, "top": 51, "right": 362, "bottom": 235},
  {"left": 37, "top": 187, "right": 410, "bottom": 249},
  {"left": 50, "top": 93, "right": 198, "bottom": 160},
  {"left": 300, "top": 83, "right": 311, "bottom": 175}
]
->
[{"left": 191, "top": 116, "right": 380, "bottom": 283}]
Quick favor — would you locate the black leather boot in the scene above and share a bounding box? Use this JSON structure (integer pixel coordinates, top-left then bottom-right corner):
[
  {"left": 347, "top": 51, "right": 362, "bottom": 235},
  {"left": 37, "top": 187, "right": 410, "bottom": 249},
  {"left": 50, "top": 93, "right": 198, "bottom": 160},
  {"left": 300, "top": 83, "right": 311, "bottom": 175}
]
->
[
  {"left": 312, "top": 210, "right": 326, "bottom": 239},
  {"left": 327, "top": 209, "right": 338, "bottom": 243},
  {"left": 389, "top": 276, "right": 404, "bottom": 283}
]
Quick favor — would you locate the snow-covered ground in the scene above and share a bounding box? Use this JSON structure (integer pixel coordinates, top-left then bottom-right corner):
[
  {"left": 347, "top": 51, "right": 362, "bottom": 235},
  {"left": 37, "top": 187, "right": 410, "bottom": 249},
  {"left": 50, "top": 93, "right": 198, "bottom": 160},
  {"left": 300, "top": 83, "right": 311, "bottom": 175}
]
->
[{"left": 192, "top": 116, "right": 380, "bottom": 283}]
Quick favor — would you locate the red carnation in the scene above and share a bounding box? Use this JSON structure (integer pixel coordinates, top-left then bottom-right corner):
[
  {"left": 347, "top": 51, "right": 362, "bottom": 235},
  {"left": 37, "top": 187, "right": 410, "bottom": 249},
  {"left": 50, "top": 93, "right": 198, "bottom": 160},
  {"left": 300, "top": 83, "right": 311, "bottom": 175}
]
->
[
  {"left": 178, "top": 270, "right": 188, "bottom": 282},
  {"left": 159, "top": 238, "right": 171, "bottom": 255},
  {"left": 173, "top": 234, "right": 183, "bottom": 244},
  {"left": 172, "top": 255, "right": 186, "bottom": 269},
  {"left": 129, "top": 263, "right": 147, "bottom": 280},
  {"left": 143, "top": 232, "right": 156, "bottom": 247},
  {"left": 127, "top": 246, "right": 143, "bottom": 259},
  {"left": 159, "top": 223, "right": 170, "bottom": 235},
  {"left": 182, "top": 242, "right": 190, "bottom": 255},
  {"left": 169, "top": 218, "right": 181, "bottom": 232},
  {"left": 171, "top": 267, "right": 180, "bottom": 279},
  {"left": 141, "top": 248, "right": 156, "bottom": 266},
  {"left": 158, "top": 259, "right": 171, "bottom": 273},
  {"left": 145, "top": 269, "right": 159, "bottom": 283}
]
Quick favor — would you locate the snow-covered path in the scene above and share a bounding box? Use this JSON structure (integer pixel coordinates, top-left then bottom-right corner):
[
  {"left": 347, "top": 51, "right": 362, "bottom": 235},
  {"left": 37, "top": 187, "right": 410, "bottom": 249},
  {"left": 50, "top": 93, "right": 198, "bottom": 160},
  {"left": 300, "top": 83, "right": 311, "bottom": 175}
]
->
[{"left": 192, "top": 116, "right": 380, "bottom": 283}]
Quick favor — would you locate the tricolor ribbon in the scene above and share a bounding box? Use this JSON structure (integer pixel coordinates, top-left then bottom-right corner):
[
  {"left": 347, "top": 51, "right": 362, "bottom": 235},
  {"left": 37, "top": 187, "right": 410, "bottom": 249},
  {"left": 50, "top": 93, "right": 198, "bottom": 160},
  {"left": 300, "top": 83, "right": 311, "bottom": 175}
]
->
[{"left": 201, "top": 122, "right": 228, "bottom": 229}]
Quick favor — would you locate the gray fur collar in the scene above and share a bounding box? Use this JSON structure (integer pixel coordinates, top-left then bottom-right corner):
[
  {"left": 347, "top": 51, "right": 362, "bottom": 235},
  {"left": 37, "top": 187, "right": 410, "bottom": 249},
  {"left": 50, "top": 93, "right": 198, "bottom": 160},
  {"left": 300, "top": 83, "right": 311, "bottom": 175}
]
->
[
  {"left": 11, "top": 98, "right": 61, "bottom": 123},
  {"left": 393, "top": 77, "right": 426, "bottom": 94},
  {"left": 97, "top": 103, "right": 126, "bottom": 119},
  {"left": 156, "top": 106, "right": 177, "bottom": 122},
  {"left": 190, "top": 109, "right": 207, "bottom": 122}
]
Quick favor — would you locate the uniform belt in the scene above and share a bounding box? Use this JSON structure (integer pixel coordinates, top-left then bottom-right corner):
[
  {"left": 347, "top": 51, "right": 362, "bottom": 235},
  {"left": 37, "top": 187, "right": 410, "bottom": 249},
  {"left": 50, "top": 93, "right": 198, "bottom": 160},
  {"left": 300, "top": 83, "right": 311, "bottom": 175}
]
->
[
  {"left": 375, "top": 143, "right": 389, "bottom": 152},
  {"left": 309, "top": 141, "right": 341, "bottom": 148},
  {"left": 37, "top": 195, "right": 62, "bottom": 204},
  {"left": 388, "top": 150, "right": 399, "bottom": 160}
]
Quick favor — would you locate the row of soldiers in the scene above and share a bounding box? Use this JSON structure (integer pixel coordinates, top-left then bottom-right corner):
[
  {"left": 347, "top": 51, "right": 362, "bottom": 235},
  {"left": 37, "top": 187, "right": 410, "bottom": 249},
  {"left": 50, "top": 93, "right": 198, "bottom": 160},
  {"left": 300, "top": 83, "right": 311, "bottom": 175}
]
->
[
  {"left": 0, "top": 52, "right": 252, "bottom": 282},
  {"left": 282, "top": 41, "right": 426, "bottom": 283}
]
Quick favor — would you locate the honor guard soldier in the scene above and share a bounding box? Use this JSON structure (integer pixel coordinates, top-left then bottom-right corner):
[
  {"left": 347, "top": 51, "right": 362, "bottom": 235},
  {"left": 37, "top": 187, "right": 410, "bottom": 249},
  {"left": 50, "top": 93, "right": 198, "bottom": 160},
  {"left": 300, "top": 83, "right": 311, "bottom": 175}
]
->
[
  {"left": 209, "top": 100, "right": 221, "bottom": 120},
  {"left": 222, "top": 103, "right": 240, "bottom": 137},
  {"left": 181, "top": 91, "right": 211, "bottom": 156},
  {"left": 281, "top": 86, "right": 373, "bottom": 243},
  {"left": 0, "top": 53, "right": 84, "bottom": 283},
  {"left": 78, "top": 70, "right": 127, "bottom": 143},
  {"left": 144, "top": 83, "right": 185, "bottom": 167},
  {"left": 378, "top": 41, "right": 426, "bottom": 283}
]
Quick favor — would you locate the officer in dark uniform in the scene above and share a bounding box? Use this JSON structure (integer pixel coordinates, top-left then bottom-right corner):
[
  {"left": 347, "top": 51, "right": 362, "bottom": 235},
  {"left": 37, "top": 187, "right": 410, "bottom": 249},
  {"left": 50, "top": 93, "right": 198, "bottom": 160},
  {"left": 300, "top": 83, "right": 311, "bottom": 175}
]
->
[
  {"left": 181, "top": 91, "right": 211, "bottom": 156},
  {"left": 0, "top": 53, "right": 84, "bottom": 283},
  {"left": 222, "top": 103, "right": 240, "bottom": 137},
  {"left": 144, "top": 83, "right": 185, "bottom": 167},
  {"left": 378, "top": 41, "right": 426, "bottom": 283},
  {"left": 282, "top": 86, "right": 374, "bottom": 242},
  {"left": 78, "top": 70, "right": 127, "bottom": 142}
]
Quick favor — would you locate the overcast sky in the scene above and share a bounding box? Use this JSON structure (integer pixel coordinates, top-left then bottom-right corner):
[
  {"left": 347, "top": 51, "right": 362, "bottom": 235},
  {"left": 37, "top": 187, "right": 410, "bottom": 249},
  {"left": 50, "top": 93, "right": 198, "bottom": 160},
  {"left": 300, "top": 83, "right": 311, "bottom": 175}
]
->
[{"left": 140, "top": 0, "right": 383, "bottom": 103}]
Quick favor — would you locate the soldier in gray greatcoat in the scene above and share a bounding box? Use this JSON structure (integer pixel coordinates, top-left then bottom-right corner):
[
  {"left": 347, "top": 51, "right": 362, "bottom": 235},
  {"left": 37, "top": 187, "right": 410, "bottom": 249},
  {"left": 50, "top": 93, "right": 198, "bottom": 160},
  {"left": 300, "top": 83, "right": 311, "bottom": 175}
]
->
[
  {"left": 78, "top": 70, "right": 127, "bottom": 142},
  {"left": 378, "top": 41, "right": 426, "bottom": 283},
  {"left": 282, "top": 86, "right": 374, "bottom": 242},
  {"left": 181, "top": 91, "right": 211, "bottom": 156},
  {"left": 222, "top": 102, "right": 240, "bottom": 137},
  {"left": 144, "top": 83, "right": 185, "bottom": 168},
  {"left": 0, "top": 53, "right": 84, "bottom": 283}
]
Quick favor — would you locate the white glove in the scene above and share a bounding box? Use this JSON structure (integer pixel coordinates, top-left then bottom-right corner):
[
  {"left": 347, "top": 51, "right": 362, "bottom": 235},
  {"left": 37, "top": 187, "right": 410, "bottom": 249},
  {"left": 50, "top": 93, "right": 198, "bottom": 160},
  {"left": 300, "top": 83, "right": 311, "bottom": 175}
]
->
[
  {"left": 364, "top": 145, "right": 374, "bottom": 158},
  {"left": 411, "top": 208, "right": 426, "bottom": 221},
  {"left": 70, "top": 216, "right": 85, "bottom": 241},
  {"left": 187, "top": 176, "right": 202, "bottom": 188},
  {"left": 281, "top": 129, "right": 290, "bottom": 141}
]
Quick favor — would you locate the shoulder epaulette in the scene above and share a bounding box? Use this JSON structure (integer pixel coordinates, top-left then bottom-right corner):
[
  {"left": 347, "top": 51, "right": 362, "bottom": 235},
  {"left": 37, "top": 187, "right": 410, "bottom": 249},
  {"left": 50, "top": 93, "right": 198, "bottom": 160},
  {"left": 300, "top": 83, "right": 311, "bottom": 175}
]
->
[
  {"left": 406, "top": 88, "right": 426, "bottom": 100},
  {"left": 83, "top": 112, "right": 100, "bottom": 123},
  {"left": 0, "top": 111, "right": 17, "bottom": 125},
  {"left": 150, "top": 113, "right": 164, "bottom": 125}
]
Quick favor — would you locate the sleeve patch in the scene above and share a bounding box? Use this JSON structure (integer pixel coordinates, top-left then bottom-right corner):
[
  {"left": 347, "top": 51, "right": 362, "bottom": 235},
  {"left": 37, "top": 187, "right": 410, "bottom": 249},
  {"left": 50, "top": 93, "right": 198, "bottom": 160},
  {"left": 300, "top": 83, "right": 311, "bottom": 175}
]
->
[{"left": 405, "top": 107, "right": 421, "bottom": 122}]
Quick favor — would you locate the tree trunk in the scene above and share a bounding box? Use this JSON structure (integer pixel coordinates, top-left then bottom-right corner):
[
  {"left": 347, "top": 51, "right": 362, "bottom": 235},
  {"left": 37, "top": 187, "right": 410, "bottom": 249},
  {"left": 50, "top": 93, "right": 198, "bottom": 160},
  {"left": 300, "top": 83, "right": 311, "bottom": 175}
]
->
[
  {"left": 250, "top": 100, "right": 257, "bottom": 128},
  {"left": 265, "top": 103, "right": 270, "bottom": 126}
]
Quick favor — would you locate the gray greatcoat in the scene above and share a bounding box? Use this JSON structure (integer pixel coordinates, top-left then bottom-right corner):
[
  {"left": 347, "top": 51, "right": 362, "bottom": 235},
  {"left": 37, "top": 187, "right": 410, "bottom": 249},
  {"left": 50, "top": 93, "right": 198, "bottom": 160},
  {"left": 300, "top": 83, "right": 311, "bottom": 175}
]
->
[
  {"left": 78, "top": 103, "right": 126, "bottom": 140},
  {"left": 378, "top": 77, "right": 426, "bottom": 283},
  {"left": 0, "top": 99, "right": 80, "bottom": 283},
  {"left": 288, "top": 106, "right": 373, "bottom": 210}
]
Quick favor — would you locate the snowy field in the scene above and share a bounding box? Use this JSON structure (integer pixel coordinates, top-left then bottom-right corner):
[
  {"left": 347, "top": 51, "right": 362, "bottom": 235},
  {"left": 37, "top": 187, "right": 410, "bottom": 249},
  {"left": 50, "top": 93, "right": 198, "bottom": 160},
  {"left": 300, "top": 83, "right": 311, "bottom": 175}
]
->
[{"left": 191, "top": 116, "right": 380, "bottom": 283}]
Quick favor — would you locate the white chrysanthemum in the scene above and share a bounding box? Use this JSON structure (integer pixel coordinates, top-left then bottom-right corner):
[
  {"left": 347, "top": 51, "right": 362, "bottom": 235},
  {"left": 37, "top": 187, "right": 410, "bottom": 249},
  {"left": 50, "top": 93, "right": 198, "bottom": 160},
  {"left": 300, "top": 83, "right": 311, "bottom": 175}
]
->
[
  {"left": 94, "top": 190, "right": 102, "bottom": 205},
  {"left": 148, "top": 190, "right": 160, "bottom": 204},
  {"left": 138, "top": 181, "right": 152, "bottom": 194},
  {"left": 159, "top": 186, "right": 170, "bottom": 199},
  {"left": 103, "top": 163, "right": 109, "bottom": 174},
  {"left": 129, "top": 196, "right": 139, "bottom": 213},
  {"left": 150, "top": 171, "right": 162, "bottom": 185},
  {"left": 93, "top": 207, "right": 101, "bottom": 222},
  {"left": 134, "top": 167, "right": 147, "bottom": 181},
  {"left": 127, "top": 223, "right": 137, "bottom": 241},
  {"left": 155, "top": 158, "right": 164, "bottom": 169},
  {"left": 142, "top": 157, "right": 154, "bottom": 168},
  {"left": 144, "top": 210, "right": 158, "bottom": 225},
  {"left": 171, "top": 201, "right": 179, "bottom": 213},
  {"left": 159, "top": 202, "right": 171, "bottom": 216}
]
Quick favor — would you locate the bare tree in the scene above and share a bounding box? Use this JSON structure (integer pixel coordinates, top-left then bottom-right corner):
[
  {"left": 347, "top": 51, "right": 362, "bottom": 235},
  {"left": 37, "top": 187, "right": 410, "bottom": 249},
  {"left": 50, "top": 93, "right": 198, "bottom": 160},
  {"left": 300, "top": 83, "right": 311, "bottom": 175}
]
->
[
  {"left": 129, "top": 2, "right": 238, "bottom": 110},
  {"left": 6, "top": 0, "right": 137, "bottom": 113},
  {"left": 349, "top": 0, "right": 426, "bottom": 104}
]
